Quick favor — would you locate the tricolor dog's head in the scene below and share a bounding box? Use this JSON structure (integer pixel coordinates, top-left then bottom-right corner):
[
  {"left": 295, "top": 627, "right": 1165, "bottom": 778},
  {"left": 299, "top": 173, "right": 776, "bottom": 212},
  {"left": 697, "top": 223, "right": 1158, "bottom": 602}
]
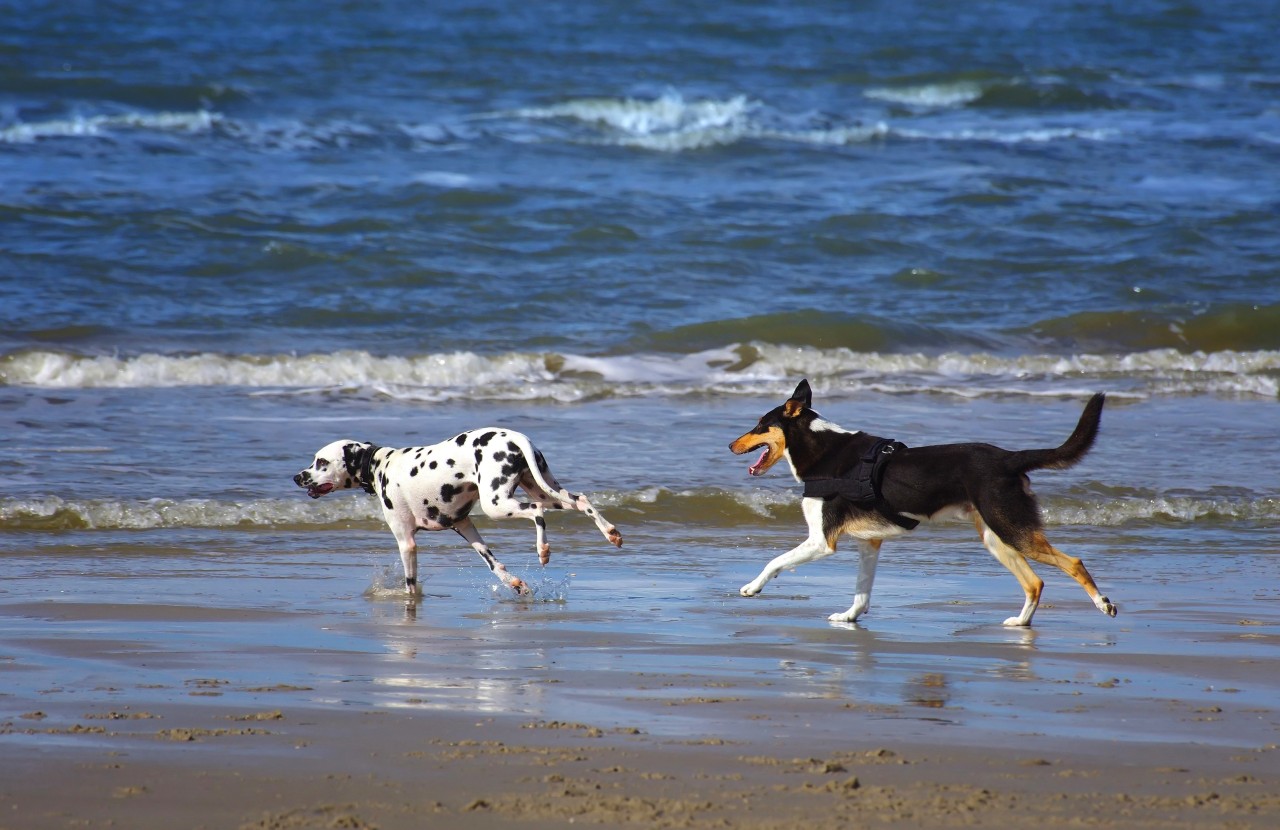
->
[
  {"left": 729, "top": 379, "right": 814, "bottom": 476},
  {"left": 294, "top": 440, "right": 376, "bottom": 498}
]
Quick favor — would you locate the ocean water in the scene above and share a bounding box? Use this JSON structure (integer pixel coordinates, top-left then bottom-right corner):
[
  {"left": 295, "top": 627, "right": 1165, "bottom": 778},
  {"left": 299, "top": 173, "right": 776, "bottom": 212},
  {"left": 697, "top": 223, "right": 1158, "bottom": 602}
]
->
[{"left": 2, "top": 0, "right": 1279, "bottom": 747}]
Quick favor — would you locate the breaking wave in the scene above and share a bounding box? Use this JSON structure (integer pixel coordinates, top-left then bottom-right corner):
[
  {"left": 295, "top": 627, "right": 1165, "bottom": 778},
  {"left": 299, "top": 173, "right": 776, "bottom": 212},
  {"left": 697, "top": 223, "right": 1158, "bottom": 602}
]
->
[
  {"left": 3, "top": 346, "right": 1277, "bottom": 400},
  {"left": 0, "top": 110, "right": 219, "bottom": 143},
  {"left": 1, "top": 94, "right": 1124, "bottom": 155},
  {"left": 3, "top": 490, "right": 1275, "bottom": 533}
]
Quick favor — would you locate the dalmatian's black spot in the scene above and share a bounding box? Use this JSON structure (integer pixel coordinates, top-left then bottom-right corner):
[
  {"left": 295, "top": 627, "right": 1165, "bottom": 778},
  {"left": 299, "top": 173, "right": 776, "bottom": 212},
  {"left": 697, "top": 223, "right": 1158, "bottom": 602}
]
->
[
  {"left": 429, "top": 460, "right": 438, "bottom": 470},
  {"left": 410, "top": 466, "right": 418, "bottom": 477},
  {"left": 519, "top": 502, "right": 532, "bottom": 510},
  {"left": 473, "top": 431, "right": 498, "bottom": 448},
  {"left": 535, "top": 516, "right": 546, "bottom": 528},
  {"left": 493, "top": 450, "right": 507, "bottom": 462},
  {"left": 440, "top": 483, "right": 461, "bottom": 503},
  {"left": 446, "top": 458, "right": 455, "bottom": 467},
  {"left": 490, "top": 477, "right": 506, "bottom": 492},
  {"left": 455, "top": 472, "right": 464, "bottom": 480},
  {"left": 455, "top": 434, "right": 467, "bottom": 446},
  {"left": 474, "top": 449, "right": 484, "bottom": 466},
  {"left": 383, "top": 495, "right": 393, "bottom": 510}
]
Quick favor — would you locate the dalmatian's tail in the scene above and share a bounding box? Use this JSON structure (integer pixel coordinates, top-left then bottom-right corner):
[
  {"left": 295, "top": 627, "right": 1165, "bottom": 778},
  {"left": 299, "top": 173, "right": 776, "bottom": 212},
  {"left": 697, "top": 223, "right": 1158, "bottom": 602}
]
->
[{"left": 507, "top": 432, "right": 623, "bottom": 548}]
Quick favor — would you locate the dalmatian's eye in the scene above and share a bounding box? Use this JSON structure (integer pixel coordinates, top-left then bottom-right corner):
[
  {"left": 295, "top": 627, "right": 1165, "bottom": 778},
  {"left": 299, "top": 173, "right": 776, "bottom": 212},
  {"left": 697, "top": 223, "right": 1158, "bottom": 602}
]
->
[{"left": 315, "top": 459, "right": 329, "bottom": 470}]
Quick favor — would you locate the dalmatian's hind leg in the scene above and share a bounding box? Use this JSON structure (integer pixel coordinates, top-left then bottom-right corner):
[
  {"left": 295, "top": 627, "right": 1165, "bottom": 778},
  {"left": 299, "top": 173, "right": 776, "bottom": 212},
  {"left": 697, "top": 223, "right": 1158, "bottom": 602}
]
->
[
  {"left": 453, "top": 518, "right": 527, "bottom": 595},
  {"left": 528, "top": 465, "right": 622, "bottom": 549}
]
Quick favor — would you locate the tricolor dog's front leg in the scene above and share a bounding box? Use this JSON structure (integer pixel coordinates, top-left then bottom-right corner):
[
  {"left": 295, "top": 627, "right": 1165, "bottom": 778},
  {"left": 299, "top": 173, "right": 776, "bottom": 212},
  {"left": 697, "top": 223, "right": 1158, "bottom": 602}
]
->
[
  {"left": 828, "top": 538, "right": 883, "bottom": 623},
  {"left": 741, "top": 498, "right": 835, "bottom": 597}
]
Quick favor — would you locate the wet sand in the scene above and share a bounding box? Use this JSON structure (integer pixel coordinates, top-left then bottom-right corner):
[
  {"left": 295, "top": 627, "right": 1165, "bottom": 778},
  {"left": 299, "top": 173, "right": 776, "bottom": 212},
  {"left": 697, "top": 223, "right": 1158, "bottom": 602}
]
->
[{"left": 3, "top": 521, "right": 1279, "bottom": 828}]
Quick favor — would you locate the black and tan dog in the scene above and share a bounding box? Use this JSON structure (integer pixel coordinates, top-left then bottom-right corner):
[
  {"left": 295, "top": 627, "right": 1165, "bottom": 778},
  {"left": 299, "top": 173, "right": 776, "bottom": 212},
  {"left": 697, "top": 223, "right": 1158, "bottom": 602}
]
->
[{"left": 729, "top": 380, "right": 1117, "bottom": 627}]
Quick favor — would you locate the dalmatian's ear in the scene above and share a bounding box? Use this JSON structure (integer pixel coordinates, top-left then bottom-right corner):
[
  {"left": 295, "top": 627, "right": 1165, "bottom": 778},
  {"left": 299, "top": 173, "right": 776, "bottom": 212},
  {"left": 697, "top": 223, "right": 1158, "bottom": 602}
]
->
[{"left": 341, "top": 442, "right": 378, "bottom": 491}]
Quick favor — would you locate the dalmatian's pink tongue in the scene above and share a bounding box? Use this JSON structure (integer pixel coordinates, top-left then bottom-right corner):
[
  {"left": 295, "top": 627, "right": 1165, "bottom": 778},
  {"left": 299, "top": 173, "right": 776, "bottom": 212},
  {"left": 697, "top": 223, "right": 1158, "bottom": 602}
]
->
[
  {"left": 748, "top": 449, "right": 769, "bottom": 477},
  {"left": 308, "top": 482, "right": 335, "bottom": 498}
]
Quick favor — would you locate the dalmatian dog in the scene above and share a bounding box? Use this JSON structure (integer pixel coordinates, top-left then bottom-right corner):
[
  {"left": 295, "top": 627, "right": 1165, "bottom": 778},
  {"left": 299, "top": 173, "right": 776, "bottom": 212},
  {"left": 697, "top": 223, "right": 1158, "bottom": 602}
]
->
[{"left": 294, "top": 428, "right": 623, "bottom": 596}]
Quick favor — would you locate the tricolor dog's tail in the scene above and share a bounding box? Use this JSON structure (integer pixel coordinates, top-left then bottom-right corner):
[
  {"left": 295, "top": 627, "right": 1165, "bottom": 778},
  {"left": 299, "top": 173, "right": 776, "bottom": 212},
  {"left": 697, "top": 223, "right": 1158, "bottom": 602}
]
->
[{"left": 1008, "top": 393, "right": 1106, "bottom": 473}]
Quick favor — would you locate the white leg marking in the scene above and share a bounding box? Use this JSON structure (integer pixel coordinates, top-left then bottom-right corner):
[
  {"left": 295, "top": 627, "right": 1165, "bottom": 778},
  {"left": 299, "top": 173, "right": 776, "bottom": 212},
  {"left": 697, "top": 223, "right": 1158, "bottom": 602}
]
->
[
  {"left": 977, "top": 522, "right": 1043, "bottom": 627},
  {"left": 829, "top": 538, "right": 882, "bottom": 623},
  {"left": 742, "top": 498, "right": 833, "bottom": 597}
]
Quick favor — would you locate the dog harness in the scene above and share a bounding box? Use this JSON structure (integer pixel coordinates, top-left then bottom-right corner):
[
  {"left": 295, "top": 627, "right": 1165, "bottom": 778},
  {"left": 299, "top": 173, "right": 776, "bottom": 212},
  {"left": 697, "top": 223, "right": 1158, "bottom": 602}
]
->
[{"left": 802, "top": 437, "right": 920, "bottom": 530}]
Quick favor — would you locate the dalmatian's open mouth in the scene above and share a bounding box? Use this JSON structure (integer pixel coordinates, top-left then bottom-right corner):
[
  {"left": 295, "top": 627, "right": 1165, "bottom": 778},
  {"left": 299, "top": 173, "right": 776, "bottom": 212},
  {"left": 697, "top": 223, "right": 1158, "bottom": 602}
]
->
[{"left": 307, "top": 483, "right": 335, "bottom": 499}]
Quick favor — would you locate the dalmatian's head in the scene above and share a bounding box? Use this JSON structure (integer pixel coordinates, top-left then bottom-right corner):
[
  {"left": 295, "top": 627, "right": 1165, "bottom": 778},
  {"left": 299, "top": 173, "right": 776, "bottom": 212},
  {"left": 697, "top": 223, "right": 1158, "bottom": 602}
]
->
[{"left": 294, "top": 440, "right": 375, "bottom": 498}]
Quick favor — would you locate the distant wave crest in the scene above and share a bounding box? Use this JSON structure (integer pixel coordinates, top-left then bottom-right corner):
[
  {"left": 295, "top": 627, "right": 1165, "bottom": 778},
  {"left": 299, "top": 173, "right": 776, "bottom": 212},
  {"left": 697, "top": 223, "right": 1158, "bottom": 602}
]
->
[
  {"left": 3, "top": 346, "right": 1277, "bottom": 400},
  {"left": 3, "top": 490, "right": 1275, "bottom": 533},
  {"left": 0, "top": 110, "right": 219, "bottom": 143}
]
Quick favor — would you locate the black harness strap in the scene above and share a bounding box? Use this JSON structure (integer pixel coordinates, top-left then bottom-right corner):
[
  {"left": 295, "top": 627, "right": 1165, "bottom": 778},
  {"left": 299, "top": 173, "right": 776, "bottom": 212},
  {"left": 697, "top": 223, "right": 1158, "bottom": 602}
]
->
[{"left": 803, "top": 438, "right": 919, "bottom": 530}]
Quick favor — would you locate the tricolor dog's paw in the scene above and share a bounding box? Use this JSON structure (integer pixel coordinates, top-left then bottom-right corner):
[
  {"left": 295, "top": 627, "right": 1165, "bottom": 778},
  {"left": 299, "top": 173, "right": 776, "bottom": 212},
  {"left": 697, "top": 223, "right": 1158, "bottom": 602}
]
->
[
  {"left": 1096, "top": 595, "right": 1118, "bottom": 617},
  {"left": 539, "top": 543, "right": 550, "bottom": 566},
  {"left": 607, "top": 526, "right": 623, "bottom": 547},
  {"left": 509, "top": 578, "right": 530, "bottom": 596}
]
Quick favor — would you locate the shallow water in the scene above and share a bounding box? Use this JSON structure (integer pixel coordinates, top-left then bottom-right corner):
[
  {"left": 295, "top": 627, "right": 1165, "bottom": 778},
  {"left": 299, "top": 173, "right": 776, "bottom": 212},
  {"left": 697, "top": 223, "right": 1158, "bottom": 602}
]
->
[{"left": 3, "top": 0, "right": 1279, "bottom": 758}]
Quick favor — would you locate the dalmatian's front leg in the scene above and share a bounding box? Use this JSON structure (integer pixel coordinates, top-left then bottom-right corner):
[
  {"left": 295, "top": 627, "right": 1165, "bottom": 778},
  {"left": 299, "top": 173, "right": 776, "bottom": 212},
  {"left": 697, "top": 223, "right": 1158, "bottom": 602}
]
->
[
  {"left": 388, "top": 521, "right": 421, "bottom": 596},
  {"left": 452, "top": 518, "right": 528, "bottom": 595}
]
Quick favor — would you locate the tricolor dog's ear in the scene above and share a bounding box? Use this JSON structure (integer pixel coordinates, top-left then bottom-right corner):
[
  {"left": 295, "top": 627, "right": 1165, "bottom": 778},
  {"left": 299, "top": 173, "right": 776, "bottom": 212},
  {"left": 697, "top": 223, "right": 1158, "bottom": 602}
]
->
[{"left": 783, "top": 379, "right": 812, "bottom": 417}]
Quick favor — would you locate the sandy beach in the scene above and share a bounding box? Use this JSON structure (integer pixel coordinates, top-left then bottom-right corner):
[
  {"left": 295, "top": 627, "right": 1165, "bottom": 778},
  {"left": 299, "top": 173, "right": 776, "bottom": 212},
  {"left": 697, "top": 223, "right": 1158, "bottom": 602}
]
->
[
  {"left": 4, "top": 516, "right": 1279, "bottom": 830},
  {"left": 5, "top": 701, "right": 1279, "bottom": 830}
]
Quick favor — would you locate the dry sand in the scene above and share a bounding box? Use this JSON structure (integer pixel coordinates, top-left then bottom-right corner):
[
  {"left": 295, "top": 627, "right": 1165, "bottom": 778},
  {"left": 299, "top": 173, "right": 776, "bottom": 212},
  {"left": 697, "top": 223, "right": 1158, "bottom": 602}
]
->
[{"left": 4, "top": 683, "right": 1278, "bottom": 829}]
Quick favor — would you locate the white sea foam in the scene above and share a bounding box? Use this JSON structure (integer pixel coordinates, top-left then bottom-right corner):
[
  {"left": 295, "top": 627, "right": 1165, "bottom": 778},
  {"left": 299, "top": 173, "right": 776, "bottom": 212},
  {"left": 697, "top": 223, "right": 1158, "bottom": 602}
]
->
[
  {"left": 0, "top": 495, "right": 380, "bottom": 530},
  {"left": 894, "top": 125, "right": 1118, "bottom": 144},
  {"left": 2, "top": 492, "right": 1273, "bottom": 532},
  {"left": 864, "top": 82, "right": 986, "bottom": 108},
  {"left": 516, "top": 92, "right": 754, "bottom": 137},
  {"left": 3, "top": 346, "right": 1277, "bottom": 400},
  {"left": 506, "top": 92, "right": 1120, "bottom": 151},
  {"left": 0, "top": 110, "right": 219, "bottom": 143}
]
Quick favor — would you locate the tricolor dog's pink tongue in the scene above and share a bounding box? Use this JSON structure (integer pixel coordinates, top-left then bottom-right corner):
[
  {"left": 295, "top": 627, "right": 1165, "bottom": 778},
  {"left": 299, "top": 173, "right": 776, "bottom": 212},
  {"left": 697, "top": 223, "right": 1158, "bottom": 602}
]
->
[{"left": 748, "top": 448, "right": 768, "bottom": 476}]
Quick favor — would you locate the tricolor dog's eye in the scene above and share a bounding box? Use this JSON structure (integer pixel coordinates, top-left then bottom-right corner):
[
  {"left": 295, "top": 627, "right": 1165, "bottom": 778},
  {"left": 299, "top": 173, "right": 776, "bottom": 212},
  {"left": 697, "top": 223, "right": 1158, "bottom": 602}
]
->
[{"left": 315, "top": 459, "right": 330, "bottom": 470}]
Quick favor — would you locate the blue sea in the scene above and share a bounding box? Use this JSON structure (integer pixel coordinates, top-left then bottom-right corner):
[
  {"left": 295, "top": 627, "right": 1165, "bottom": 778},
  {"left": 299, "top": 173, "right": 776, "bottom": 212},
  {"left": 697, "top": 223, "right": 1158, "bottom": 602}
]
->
[{"left": 2, "top": 0, "right": 1279, "bottom": 753}]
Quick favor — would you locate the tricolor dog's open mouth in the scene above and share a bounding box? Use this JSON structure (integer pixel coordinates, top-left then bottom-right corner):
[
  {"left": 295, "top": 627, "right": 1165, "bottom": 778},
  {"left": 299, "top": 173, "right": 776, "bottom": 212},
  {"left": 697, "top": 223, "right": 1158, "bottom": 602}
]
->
[
  {"left": 733, "top": 443, "right": 769, "bottom": 477},
  {"left": 307, "top": 483, "right": 335, "bottom": 499}
]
